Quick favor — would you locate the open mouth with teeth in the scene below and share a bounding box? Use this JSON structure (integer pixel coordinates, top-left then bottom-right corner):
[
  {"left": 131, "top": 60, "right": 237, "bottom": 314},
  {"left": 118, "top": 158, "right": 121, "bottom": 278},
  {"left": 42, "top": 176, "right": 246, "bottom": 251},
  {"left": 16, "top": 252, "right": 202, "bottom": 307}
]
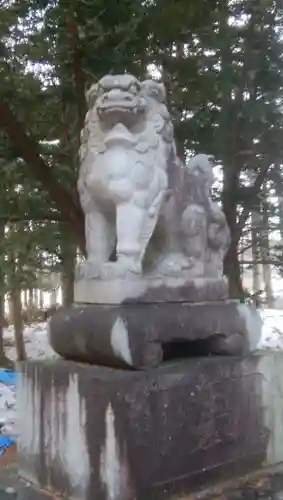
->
[
  {"left": 98, "top": 103, "right": 138, "bottom": 114},
  {"left": 97, "top": 90, "right": 145, "bottom": 125}
]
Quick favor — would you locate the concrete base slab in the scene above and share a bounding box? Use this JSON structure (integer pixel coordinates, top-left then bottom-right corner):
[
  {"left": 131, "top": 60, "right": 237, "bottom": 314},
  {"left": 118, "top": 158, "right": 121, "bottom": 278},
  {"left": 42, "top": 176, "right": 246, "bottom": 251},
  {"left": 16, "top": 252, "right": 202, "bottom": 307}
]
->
[{"left": 17, "top": 354, "right": 283, "bottom": 500}]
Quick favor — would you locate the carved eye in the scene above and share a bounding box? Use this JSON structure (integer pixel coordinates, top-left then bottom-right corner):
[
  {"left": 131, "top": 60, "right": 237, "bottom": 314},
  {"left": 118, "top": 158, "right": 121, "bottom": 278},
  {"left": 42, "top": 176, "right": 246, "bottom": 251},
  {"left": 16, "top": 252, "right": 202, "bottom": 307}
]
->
[
  {"left": 150, "top": 88, "right": 159, "bottom": 98},
  {"left": 150, "top": 86, "right": 163, "bottom": 102},
  {"left": 96, "top": 84, "right": 104, "bottom": 96},
  {"left": 129, "top": 83, "right": 139, "bottom": 95},
  {"left": 87, "top": 84, "right": 99, "bottom": 107}
]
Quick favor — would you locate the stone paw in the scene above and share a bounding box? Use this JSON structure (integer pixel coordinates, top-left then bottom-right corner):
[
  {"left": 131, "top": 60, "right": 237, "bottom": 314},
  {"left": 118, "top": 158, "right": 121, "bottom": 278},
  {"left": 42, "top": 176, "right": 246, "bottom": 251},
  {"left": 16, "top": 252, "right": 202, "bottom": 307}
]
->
[
  {"left": 154, "top": 254, "right": 194, "bottom": 277},
  {"left": 76, "top": 259, "right": 103, "bottom": 280},
  {"left": 100, "top": 261, "right": 141, "bottom": 280}
]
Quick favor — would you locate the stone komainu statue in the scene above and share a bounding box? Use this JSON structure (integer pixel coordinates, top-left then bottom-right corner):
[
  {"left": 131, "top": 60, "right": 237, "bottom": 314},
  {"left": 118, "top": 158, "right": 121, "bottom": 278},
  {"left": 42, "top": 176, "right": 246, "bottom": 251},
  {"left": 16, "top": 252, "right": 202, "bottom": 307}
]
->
[
  {"left": 49, "top": 74, "right": 260, "bottom": 368},
  {"left": 78, "top": 74, "right": 230, "bottom": 280}
]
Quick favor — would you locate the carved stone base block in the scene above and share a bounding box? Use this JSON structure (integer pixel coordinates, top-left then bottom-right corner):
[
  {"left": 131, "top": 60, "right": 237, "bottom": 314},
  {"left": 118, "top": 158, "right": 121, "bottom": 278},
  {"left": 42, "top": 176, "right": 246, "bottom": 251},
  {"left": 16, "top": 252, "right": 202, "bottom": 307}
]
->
[
  {"left": 18, "top": 355, "right": 283, "bottom": 500},
  {"left": 49, "top": 298, "right": 261, "bottom": 369},
  {"left": 74, "top": 276, "right": 230, "bottom": 304}
]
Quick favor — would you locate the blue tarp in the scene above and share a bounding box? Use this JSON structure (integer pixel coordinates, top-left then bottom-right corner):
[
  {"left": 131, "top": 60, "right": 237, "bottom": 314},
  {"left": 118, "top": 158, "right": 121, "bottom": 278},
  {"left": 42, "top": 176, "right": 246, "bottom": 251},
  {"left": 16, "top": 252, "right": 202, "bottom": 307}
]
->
[
  {"left": 0, "top": 435, "right": 14, "bottom": 456},
  {"left": 0, "top": 369, "right": 17, "bottom": 457},
  {"left": 0, "top": 370, "right": 17, "bottom": 386}
]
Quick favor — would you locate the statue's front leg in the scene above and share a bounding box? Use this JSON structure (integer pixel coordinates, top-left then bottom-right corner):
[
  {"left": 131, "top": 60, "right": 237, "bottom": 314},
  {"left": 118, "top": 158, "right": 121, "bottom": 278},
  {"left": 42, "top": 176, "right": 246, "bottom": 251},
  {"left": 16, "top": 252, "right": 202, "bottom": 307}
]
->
[
  {"left": 116, "top": 202, "right": 146, "bottom": 272},
  {"left": 101, "top": 202, "right": 146, "bottom": 279},
  {"left": 80, "top": 209, "right": 115, "bottom": 278}
]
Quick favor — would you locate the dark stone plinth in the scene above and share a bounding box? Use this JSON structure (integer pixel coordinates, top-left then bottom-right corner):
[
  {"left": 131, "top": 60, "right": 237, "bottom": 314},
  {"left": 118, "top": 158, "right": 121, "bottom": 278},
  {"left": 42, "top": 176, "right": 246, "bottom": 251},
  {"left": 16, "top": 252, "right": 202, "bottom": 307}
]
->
[
  {"left": 49, "top": 300, "right": 260, "bottom": 369},
  {"left": 18, "top": 357, "right": 269, "bottom": 500}
]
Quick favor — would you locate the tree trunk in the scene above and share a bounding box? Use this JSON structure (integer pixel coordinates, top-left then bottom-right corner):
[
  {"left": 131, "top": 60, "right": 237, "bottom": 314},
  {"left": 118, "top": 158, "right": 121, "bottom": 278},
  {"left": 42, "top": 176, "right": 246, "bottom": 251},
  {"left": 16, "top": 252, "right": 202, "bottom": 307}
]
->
[
  {"left": 262, "top": 256, "right": 273, "bottom": 306},
  {"left": 222, "top": 184, "right": 245, "bottom": 299},
  {"left": 39, "top": 289, "right": 44, "bottom": 309},
  {"left": 61, "top": 267, "right": 75, "bottom": 307},
  {"left": 217, "top": 0, "right": 245, "bottom": 299},
  {"left": 33, "top": 288, "right": 38, "bottom": 308},
  {"left": 50, "top": 288, "right": 58, "bottom": 307},
  {"left": 10, "top": 287, "right": 26, "bottom": 361},
  {"left": 261, "top": 197, "right": 273, "bottom": 306},
  {"left": 23, "top": 289, "right": 28, "bottom": 309},
  {"left": 0, "top": 221, "right": 13, "bottom": 367},
  {"left": 251, "top": 210, "right": 261, "bottom": 306},
  {"left": 0, "top": 295, "right": 4, "bottom": 359},
  {"left": 28, "top": 288, "right": 33, "bottom": 308},
  {"left": 277, "top": 191, "right": 283, "bottom": 241},
  {"left": 0, "top": 294, "right": 13, "bottom": 368},
  {"left": 0, "top": 221, "right": 5, "bottom": 360},
  {"left": 61, "top": 224, "right": 76, "bottom": 307},
  {"left": 8, "top": 249, "right": 26, "bottom": 362},
  {"left": 224, "top": 239, "right": 244, "bottom": 299},
  {"left": 26, "top": 288, "right": 34, "bottom": 323}
]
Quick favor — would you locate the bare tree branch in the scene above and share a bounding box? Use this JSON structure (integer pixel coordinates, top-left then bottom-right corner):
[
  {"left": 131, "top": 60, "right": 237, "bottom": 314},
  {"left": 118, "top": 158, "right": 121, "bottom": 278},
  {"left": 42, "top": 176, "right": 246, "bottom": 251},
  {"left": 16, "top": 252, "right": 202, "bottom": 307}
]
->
[
  {"left": 0, "top": 101, "right": 85, "bottom": 251},
  {"left": 0, "top": 213, "right": 64, "bottom": 222}
]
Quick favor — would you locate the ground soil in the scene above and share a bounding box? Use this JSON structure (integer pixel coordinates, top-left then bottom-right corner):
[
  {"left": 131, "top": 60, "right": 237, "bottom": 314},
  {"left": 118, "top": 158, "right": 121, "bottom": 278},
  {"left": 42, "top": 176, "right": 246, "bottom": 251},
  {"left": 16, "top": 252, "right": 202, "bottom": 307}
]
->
[{"left": 1, "top": 458, "right": 283, "bottom": 499}]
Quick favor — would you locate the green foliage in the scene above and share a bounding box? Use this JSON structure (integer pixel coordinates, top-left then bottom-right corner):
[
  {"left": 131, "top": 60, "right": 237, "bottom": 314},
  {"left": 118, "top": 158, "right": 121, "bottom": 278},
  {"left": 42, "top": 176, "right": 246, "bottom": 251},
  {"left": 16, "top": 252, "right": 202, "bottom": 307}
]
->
[{"left": 1, "top": 0, "right": 283, "bottom": 295}]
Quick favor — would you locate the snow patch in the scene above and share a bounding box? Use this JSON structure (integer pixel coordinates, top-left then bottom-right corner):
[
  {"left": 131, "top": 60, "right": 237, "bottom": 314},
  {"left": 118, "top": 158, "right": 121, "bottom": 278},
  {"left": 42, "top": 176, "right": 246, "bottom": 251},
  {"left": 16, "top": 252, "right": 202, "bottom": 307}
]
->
[
  {"left": 258, "top": 309, "right": 283, "bottom": 350},
  {"left": 0, "top": 321, "right": 57, "bottom": 450},
  {"left": 4, "top": 322, "right": 57, "bottom": 361}
]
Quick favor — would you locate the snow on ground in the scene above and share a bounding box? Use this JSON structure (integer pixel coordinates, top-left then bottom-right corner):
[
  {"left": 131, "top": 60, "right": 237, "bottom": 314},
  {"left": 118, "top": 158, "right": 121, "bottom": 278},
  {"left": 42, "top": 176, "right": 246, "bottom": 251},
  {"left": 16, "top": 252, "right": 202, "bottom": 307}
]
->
[
  {"left": 3, "top": 322, "right": 56, "bottom": 361},
  {"left": 1, "top": 308, "right": 283, "bottom": 450},
  {"left": 257, "top": 309, "right": 283, "bottom": 350},
  {"left": 0, "top": 379, "right": 16, "bottom": 440},
  {"left": 0, "top": 322, "right": 56, "bottom": 450}
]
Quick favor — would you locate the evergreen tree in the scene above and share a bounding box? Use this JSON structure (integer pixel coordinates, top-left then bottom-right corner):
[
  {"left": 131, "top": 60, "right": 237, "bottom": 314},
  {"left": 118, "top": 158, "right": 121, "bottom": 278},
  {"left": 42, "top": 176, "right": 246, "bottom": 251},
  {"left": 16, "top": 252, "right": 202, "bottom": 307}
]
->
[{"left": 1, "top": 0, "right": 283, "bottom": 301}]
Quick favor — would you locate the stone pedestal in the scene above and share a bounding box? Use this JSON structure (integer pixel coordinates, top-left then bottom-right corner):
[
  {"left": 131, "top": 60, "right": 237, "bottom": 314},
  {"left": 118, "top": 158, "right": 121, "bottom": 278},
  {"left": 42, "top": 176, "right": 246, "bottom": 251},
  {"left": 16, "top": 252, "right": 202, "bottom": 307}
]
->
[
  {"left": 47, "top": 277, "right": 261, "bottom": 370},
  {"left": 49, "top": 296, "right": 261, "bottom": 369},
  {"left": 18, "top": 354, "right": 283, "bottom": 500}
]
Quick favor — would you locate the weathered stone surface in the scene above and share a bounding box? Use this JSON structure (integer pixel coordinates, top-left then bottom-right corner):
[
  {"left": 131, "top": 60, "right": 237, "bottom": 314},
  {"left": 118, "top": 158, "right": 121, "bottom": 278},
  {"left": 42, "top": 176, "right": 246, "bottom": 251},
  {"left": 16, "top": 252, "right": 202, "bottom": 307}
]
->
[
  {"left": 49, "top": 300, "right": 261, "bottom": 368},
  {"left": 77, "top": 73, "right": 230, "bottom": 282},
  {"left": 49, "top": 72, "right": 260, "bottom": 366},
  {"left": 18, "top": 354, "right": 283, "bottom": 500},
  {"left": 74, "top": 276, "right": 229, "bottom": 304}
]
